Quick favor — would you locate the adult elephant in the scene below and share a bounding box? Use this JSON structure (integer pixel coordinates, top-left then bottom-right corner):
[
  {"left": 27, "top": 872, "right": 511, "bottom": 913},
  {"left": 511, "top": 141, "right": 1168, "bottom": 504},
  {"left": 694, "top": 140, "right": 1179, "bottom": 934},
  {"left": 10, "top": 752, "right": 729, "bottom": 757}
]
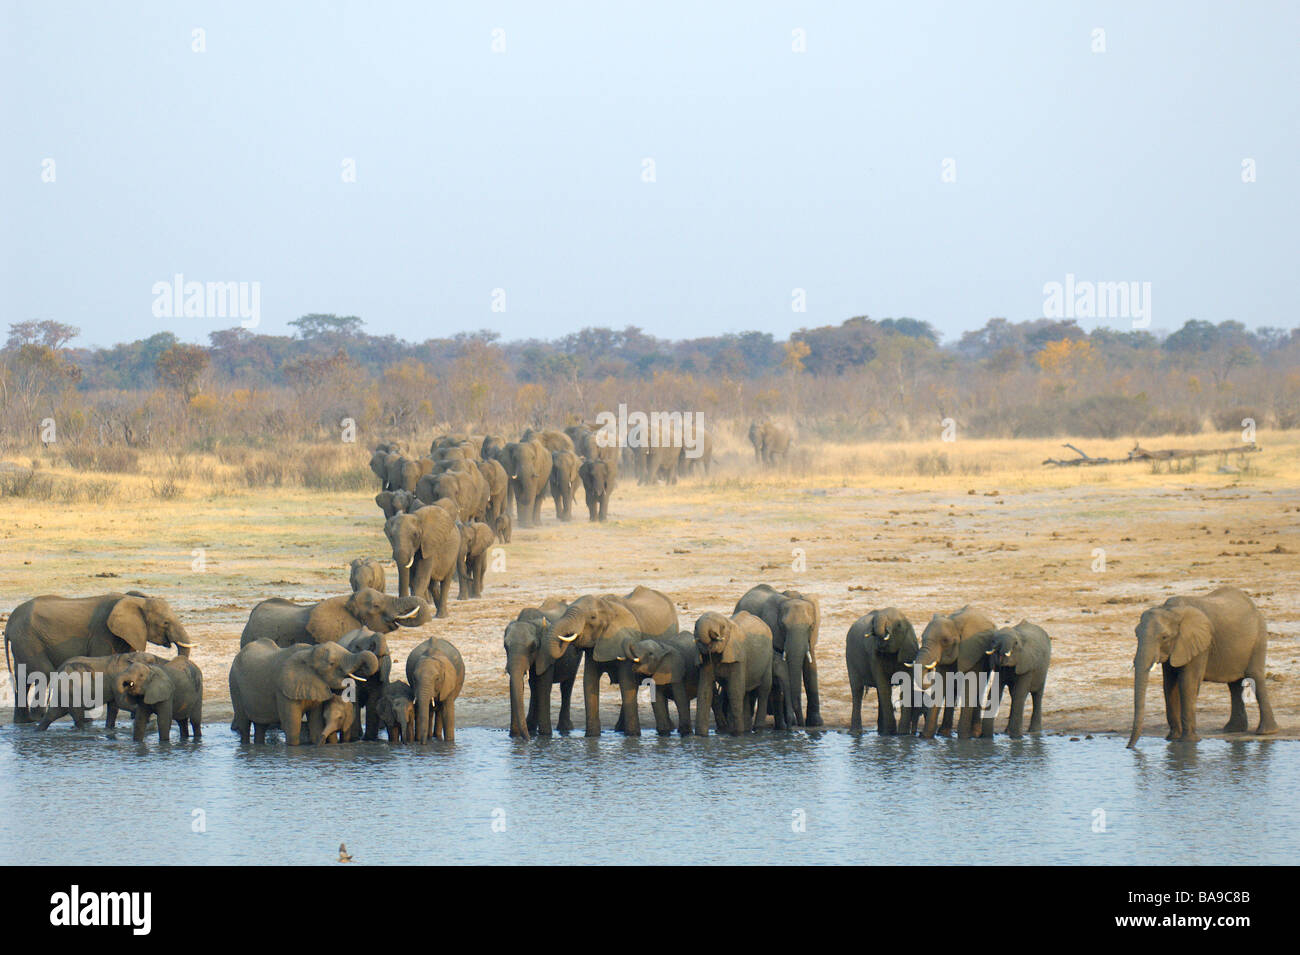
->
[
  {"left": 749, "top": 420, "right": 791, "bottom": 465},
  {"left": 384, "top": 506, "right": 461, "bottom": 617},
  {"left": 914, "top": 606, "right": 997, "bottom": 739},
  {"left": 549, "top": 449, "right": 581, "bottom": 521},
  {"left": 375, "top": 489, "right": 420, "bottom": 520},
  {"left": 550, "top": 586, "right": 679, "bottom": 737},
  {"left": 845, "top": 607, "right": 920, "bottom": 735},
  {"left": 416, "top": 468, "right": 488, "bottom": 522},
  {"left": 337, "top": 628, "right": 393, "bottom": 741},
  {"left": 500, "top": 439, "right": 552, "bottom": 527},
  {"left": 521, "top": 428, "right": 575, "bottom": 454},
  {"left": 678, "top": 428, "right": 713, "bottom": 477},
  {"left": 981, "top": 622, "right": 1051, "bottom": 739},
  {"left": 5, "top": 592, "right": 195, "bottom": 723},
  {"left": 637, "top": 444, "right": 679, "bottom": 486},
  {"left": 1128, "top": 587, "right": 1277, "bottom": 747},
  {"left": 734, "top": 585, "right": 822, "bottom": 726},
  {"left": 477, "top": 458, "right": 508, "bottom": 524},
  {"left": 504, "top": 598, "right": 578, "bottom": 740},
  {"left": 239, "top": 588, "right": 428, "bottom": 647},
  {"left": 579, "top": 458, "right": 616, "bottom": 522},
  {"left": 229, "top": 639, "right": 379, "bottom": 744},
  {"left": 407, "top": 637, "right": 465, "bottom": 742},
  {"left": 694, "top": 611, "right": 774, "bottom": 736}
]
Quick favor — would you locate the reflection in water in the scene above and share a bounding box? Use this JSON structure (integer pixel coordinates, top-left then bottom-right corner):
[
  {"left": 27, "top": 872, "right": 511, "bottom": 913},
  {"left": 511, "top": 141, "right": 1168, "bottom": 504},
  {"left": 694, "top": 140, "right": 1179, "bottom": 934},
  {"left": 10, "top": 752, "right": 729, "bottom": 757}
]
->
[{"left": 1, "top": 726, "right": 1295, "bottom": 865}]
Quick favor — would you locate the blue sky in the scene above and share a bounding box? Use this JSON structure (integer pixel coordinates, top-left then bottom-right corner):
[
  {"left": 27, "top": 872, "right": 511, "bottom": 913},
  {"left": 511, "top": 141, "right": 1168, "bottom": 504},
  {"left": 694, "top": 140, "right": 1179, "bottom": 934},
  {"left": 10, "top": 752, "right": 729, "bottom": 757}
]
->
[{"left": 3, "top": 1, "right": 1296, "bottom": 347}]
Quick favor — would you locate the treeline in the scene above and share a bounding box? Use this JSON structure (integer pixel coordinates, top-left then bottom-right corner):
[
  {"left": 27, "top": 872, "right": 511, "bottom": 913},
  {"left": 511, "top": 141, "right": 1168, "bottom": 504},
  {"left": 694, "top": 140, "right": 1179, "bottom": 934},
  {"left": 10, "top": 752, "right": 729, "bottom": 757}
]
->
[{"left": 2, "top": 313, "right": 1298, "bottom": 452}]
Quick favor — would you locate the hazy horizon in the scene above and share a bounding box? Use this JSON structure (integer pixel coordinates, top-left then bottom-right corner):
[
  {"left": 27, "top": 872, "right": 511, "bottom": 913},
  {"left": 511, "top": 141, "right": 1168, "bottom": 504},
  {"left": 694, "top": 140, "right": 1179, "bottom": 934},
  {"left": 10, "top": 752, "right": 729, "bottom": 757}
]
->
[{"left": 4, "top": 1, "right": 1296, "bottom": 349}]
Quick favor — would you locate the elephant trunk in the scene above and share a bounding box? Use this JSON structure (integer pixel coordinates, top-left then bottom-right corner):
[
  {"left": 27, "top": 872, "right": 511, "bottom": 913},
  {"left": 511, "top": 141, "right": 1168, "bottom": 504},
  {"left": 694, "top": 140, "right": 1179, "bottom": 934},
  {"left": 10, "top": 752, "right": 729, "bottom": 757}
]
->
[
  {"left": 396, "top": 557, "right": 411, "bottom": 598},
  {"left": 785, "top": 628, "right": 811, "bottom": 725},
  {"left": 507, "top": 655, "right": 530, "bottom": 740},
  {"left": 1128, "top": 642, "right": 1157, "bottom": 748}
]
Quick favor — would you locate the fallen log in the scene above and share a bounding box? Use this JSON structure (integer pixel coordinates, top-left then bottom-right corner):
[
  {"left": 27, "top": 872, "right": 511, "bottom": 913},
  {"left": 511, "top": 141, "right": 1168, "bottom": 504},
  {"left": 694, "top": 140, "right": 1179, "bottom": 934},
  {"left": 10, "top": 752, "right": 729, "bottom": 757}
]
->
[{"left": 1044, "top": 442, "right": 1261, "bottom": 467}]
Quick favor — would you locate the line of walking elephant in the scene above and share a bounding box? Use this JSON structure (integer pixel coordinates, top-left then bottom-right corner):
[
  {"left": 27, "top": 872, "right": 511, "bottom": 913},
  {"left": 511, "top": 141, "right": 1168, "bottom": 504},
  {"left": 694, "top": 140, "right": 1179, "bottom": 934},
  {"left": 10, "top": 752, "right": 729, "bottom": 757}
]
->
[{"left": 4, "top": 579, "right": 1279, "bottom": 747}]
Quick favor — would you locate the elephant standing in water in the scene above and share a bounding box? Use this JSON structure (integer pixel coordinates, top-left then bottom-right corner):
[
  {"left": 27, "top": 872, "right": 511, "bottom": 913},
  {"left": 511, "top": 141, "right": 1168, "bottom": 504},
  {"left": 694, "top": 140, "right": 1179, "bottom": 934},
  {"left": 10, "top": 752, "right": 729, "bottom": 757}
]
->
[
  {"left": 628, "top": 631, "right": 710, "bottom": 736},
  {"left": 914, "top": 606, "right": 997, "bottom": 739},
  {"left": 503, "top": 598, "right": 578, "bottom": 740},
  {"left": 336, "top": 628, "right": 393, "bottom": 741},
  {"left": 113, "top": 655, "right": 204, "bottom": 742},
  {"left": 550, "top": 586, "right": 679, "bottom": 737},
  {"left": 407, "top": 637, "right": 465, "bottom": 743},
  {"left": 694, "top": 611, "right": 774, "bottom": 736},
  {"left": 845, "top": 607, "right": 921, "bottom": 735},
  {"left": 980, "top": 622, "right": 1050, "bottom": 739},
  {"left": 229, "top": 640, "right": 379, "bottom": 744},
  {"left": 376, "top": 680, "right": 416, "bottom": 742},
  {"left": 36, "top": 651, "right": 168, "bottom": 730},
  {"left": 239, "top": 589, "right": 428, "bottom": 647},
  {"left": 734, "top": 584, "right": 822, "bottom": 726},
  {"left": 5, "top": 592, "right": 195, "bottom": 723},
  {"left": 1128, "top": 587, "right": 1277, "bottom": 747}
]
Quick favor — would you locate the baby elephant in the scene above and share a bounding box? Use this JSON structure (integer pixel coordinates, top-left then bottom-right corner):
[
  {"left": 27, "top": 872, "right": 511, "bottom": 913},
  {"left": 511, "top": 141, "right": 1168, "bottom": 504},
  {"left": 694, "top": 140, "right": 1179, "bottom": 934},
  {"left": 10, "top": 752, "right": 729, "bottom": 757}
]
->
[
  {"left": 629, "top": 632, "right": 702, "bottom": 736},
  {"left": 493, "top": 512, "right": 512, "bottom": 544},
  {"left": 456, "top": 521, "right": 495, "bottom": 599},
  {"left": 349, "top": 557, "right": 386, "bottom": 594},
  {"left": 317, "top": 696, "right": 356, "bottom": 744},
  {"left": 407, "top": 637, "right": 465, "bottom": 742},
  {"left": 376, "top": 680, "right": 416, "bottom": 743},
  {"left": 114, "top": 656, "right": 204, "bottom": 742},
  {"left": 981, "top": 622, "right": 1051, "bottom": 738}
]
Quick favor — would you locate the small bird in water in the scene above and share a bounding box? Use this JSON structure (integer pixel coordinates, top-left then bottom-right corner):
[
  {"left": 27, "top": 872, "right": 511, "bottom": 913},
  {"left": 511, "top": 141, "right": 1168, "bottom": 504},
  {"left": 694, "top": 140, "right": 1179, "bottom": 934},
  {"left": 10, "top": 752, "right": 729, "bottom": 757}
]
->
[{"left": 338, "top": 843, "right": 353, "bottom": 863}]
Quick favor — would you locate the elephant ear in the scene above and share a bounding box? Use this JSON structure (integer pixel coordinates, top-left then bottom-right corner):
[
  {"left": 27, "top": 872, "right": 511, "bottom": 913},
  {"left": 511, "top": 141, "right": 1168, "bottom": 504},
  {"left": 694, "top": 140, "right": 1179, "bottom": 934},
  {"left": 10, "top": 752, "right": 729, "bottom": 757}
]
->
[
  {"left": 106, "top": 596, "right": 149, "bottom": 652},
  {"left": 279, "top": 653, "right": 333, "bottom": 704},
  {"left": 720, "top": 621, "right": 743, "bottom": 664},
  {"left": 143, "top": 667, "right": 171, "bottom": 705},
  {"left": 1171, "top": 608, "right": 1212, "bottom": 668}
]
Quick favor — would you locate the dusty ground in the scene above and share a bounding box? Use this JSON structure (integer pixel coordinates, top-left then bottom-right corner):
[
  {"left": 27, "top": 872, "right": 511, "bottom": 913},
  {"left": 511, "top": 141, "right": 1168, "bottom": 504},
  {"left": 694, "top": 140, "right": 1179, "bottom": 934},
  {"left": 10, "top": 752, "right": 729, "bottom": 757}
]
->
[{"left": 2, "top": 431, "right": 1298, "bottom": 740}]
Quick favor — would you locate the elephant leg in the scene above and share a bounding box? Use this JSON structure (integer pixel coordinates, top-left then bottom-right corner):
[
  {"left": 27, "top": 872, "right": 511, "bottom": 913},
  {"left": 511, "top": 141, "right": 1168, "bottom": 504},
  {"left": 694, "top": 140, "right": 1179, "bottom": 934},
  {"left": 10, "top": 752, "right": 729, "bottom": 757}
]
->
[
  {"left": 278, "top": 699, "right": 305, "bottom": 745},
  {"left": 154, "top": 701, "right": 173, "bottom": 743},
  {"left": 695, "top": 667, "right": 714, "bottom": 736},
  {"left": 1006, "top": 684, "right": 1030, "bottom": 739},
  {"left": 254, "top": 723, "right": 268, "bottom": 744},
  {"left": 432, "top": 576, "right": 450, "bottom": 618},
  {"left": 618, "top": 668, "right": 641, "bottom": 737},
  {"left": 754, "top": 669, "right": 771, "bottom": 732},
  {"left": 939, "top": 701, "right": 955, "bottom": 737},
  {"left": 1028, "top": 687, "right": 1043, "bottom": 734},
  {"left": 306, "top": 706, "right": 325, "bottom": 745},
  {"left": 557, "top": 675, "right": 575, "bottom": 734},
  {"left": 848, "top": 671, "right": 864, "bottom": 733},
  {"left": 524, "top": 672, "right": 540, "bottom": 736},
  {"left": 363, "top": 697, "right": 380, "bottom": 741},
  {"left": 802, "top": 650, "right": 822, "bottom": 726},
  {"left": 1249, "top": 659, "right": 1279, "bottom": 735},
  {"left": 727, "top": 674, "right": 744, "bottom": 736},
  {"left": 1224, "top": 679, "right": 1248, "bottom": 733},
  {"left": 1162, "top": 666, "right": 1182, "bottom": 740},
  {"left": 582, "top": 655, "right": 602, "bottom": 737},
  {"left": 434, "top": 702, "right": 445, "bottom": 740},
  {"left": 1177, "top": 665, "right": 1202, "bottom": 742},
  {"left": 672, "top": 681, "right": 692, "bottom": 736},
  {"left": 956, "top": 677, "right": 977, "bottom": 739},
  {"left": 535, "top": 670, "right": 556, "bottom": 737},
  {"left": 132, "top": 706, "right": 150, "bottom": 743},
  {"left": 442, "top": 699, "right": 455, "bottom": 742},
  {"left": 650, "top": 687, "right": 672, "bottom": 735}
]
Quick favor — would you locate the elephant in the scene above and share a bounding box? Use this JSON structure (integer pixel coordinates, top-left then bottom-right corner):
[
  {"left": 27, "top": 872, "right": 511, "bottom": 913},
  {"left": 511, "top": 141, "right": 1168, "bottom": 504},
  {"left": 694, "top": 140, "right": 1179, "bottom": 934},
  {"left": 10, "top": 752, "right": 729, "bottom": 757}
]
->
[
  {"left": 113, "top": 655, "right": 204, "bottom": 742},
  {"left": 406, "top": 637, "right": 465, "bottom": 743},
  {"left": 336, "top": 628, "right": 393, "bottom": 741},
  {"left": 369, "top": 449, "right": 394, "bottom": 489},
  {"left": 677, "top": 428, "right": 713, "bottom": 477},
  {"left": 493, "top": 512, "right": 513, "bottom": 543},
  {"left": 477, "top": 458, "right": 509, "bottom": 524},
  {"left": 637, "top": 443, "right": 679, "bottom": 486},
  {"left": 36, "top": 651, "right": 167, "bottom": 730},
  {"left": 416, "top": 468, "right": 488, "bottom": 522},
  {"left": 914, "top": 606, "right": 997, "bottom": 739},
  {"left": 384, "top": 506, "right": 461, "bottom": 617},
  {"left": 549, "top": 449, "right": 581, "bottom": 521},
  {"left": 521, "top": 428, "right": 575, "bottom": 454},
  {"left": 456, "top": 521, "right": 495, "bottom": 599},
  {"left": 481, "top": 434, "right": 506, "bottom": 462},
  {"left": 1128, "top": 586, "right": 1277, "bottom": 747},
  {"left": 387, "top": 455, "right": 430, "bottom": 494},
  {"left": 500, "top": 439, "right": 552, "bottom": 527},
  {"left": 504, "top": 599, "right": 578, "bottom": 739},
  {"left": 628, "top": 631, "right": 707, "bottom": 736},
  {"left": 980, "top": 622, "right": 1051, "bottom": 739},
  {"left": 375, "top": 489, "right": 420, "bottom": 520},
  {"left": 579, "top": 458, "right": 616, "bottom": 522},
  {"left": 845, "top": 608, "right": 921, "bottom": 735},
  {"left": 734, "top": 585, "right": 822, "bottom": 726},
  {"left": 565, "top": 424, "right": 595, "bottom": 458},
  {"left": 348, "top": 557, "right": 386, "bottom": 594},
  {"left": 239, "top": 588, "right": 429, "bottom": 647},
  {"left": 376, "top": 680, "right": 416, "bottom": 743},
  {"left": 550, "top": 586, "right": 679, "bottom": 737},
  {"left": 5, "top": 592, "right": 195, "bottom": 723},
  {"left": 316, "top": 696, "right": 355, "bottom": 744},
  {"left": 748, "top": 419, "right": 791, "bottom": 465},
  {"left": 229, "top": 639, "right": 380, "bottom": 745},
  {"left": 693, "top": 611, "right": 774, "bottom": 736}
]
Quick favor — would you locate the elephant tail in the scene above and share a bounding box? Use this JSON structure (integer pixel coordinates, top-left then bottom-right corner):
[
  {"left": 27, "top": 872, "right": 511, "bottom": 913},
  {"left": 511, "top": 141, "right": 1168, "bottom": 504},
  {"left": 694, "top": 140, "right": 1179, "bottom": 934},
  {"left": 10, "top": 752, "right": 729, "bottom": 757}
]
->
[{"left": 3, "top": 623, "right": 11, "bottom": 683}]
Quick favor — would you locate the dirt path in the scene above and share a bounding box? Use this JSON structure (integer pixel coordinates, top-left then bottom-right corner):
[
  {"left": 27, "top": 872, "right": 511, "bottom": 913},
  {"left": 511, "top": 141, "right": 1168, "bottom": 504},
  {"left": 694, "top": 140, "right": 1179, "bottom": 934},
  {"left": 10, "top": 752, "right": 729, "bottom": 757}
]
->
[{"left": 3, "top": 467, "right": 1297, "bottom": 740}]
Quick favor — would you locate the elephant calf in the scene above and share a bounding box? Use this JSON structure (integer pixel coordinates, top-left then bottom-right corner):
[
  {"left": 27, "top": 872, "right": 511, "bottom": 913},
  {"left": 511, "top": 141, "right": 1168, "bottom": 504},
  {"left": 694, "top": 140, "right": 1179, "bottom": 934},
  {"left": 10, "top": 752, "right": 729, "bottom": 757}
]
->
[
  {"left": 456, "top": 521, "right": 495, "bottom": 599},
  {"left": 376, "top": 680, "right": 416, "bottom": 743},
  {"left": 317, "top": 696, "right": 356, "bottom": 744},
  {"left": 493, "top": 512, "right": 512, "bottom": 543},
  {"left": 36, "top": 652, "right": 167, "bottom": 730},
  {"left": 407, "top": 637, "right": 465, "bottom": 743},
  {"left": 114, "top": 656, "right": 204, "bottom": 742},
  {"left": 981, "top": 622, "right": 1051, "bottom": 739},
  {"left": 348, "top": 557, "right": 386, "bottom": 594},
  {"left": 629, "top": 632, "right": 703, "bottom": 736},
  {"left": 578, "top": 458, "right": 615, "bottom": 522}
]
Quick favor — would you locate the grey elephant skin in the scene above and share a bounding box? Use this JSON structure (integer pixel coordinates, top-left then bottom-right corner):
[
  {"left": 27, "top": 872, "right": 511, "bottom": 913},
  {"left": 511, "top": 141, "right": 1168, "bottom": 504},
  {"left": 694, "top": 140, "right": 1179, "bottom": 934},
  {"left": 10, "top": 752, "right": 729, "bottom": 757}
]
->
[
  {"left": 5, "top": 592, "right": 194, "bottom": 722},
  {"left": 694, "top": 611, "right": 774, "bottom": 736},
  {"left": 504, "top": 599, "right": 578, "bottom": 739},
  {"left": 114, "top": 656, "right": 204, "bottom": 742},
  {"left": 456, "top": 521, "right": 495, "bottom": 599},
  {"left": 846, "top": 608, "right": 920, "bottom": 735},
  {"left": 734, "top": 584, "right": 822, "bottom": 726},
  {"left": 1128, "top": 586, "right": 1277, "bottom": 747},
  {"left": 337, "top": 628, "right": 393, "bottom": 740},
  {"left": 748, "top": 420, "right": 791, "bottom": 465},
  {"left": 981, "top": 622, "right": 1050, "bottom": 739},
  {"left": 549, "top": 449, "right": 581, "bottom": 521},
  {"left": 385, "top": 505, "right": 461, "bottom": 617},
  {"left": 407, "top": 637, "right": 465, "bottom": 742},
  {"left": 500, "top": 439, "right": 552, "bottom": 527},
  {"left": 550, "top": 586, "right": 679, "bottom": 737},
  {"left": 229, "top": 639, "right": 379, "bottom": 744},
  {"left": 36, "top": 651, "right": 167, "bottom": 730},
  {"left": 915, "top": 606, "right": 997, "bottom": 739},
  {"left": 629, "top": 631, "right": 712, "bottom": 736},
  {"left": 578, "top": 458, "right": 616, "bottom": 522},
  {"left": 348, "top": 557, "right": 386, "bottom": 594},
  {"left": 239, "top": 588, "right": 428, "bottom": 647},
  {"left": 376, "top": 680, "right": 416, "bottom": 742}
]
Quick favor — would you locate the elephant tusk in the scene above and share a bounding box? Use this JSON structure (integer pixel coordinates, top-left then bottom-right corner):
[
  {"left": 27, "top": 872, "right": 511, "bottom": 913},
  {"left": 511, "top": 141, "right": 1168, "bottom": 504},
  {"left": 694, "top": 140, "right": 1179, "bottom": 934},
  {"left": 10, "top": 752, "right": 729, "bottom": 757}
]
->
[
  {"left": 985, "top": 649, "right": 994, "bottom": 655},
  {"left": 394, "top": 607, "right": 421, "bottom": 621},
  {"left": 556, "top": 633, "right": 577, "bottom": 643},
  {"left": 173, "top": 639, "right": 195, "bottom": 648}
]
